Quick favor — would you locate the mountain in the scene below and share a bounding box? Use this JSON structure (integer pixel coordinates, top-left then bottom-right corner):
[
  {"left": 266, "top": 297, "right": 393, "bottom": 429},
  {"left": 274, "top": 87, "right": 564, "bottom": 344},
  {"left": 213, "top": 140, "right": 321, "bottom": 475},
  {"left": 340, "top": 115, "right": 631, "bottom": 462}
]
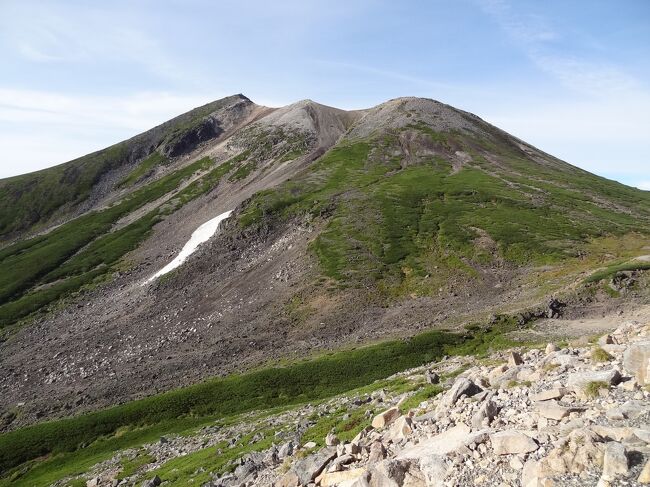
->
[{"left": 1, "top": 94, "right": 649, "bottom": 437}]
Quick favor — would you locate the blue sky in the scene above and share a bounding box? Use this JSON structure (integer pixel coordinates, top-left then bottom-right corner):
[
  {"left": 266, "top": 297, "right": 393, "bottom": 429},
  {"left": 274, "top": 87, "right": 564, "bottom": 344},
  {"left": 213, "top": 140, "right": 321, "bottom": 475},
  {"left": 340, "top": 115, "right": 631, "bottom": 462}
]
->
[{"left": 0, "top": 0, "right": 648, "bottom": 189}]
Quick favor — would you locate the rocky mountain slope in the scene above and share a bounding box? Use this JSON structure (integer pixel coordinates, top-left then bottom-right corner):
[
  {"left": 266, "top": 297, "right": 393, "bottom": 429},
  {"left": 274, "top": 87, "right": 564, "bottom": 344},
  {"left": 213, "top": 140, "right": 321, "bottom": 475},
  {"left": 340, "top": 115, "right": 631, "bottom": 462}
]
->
[
  {"left": 33, "top": 309, "right": 650, "bottom": 487},
  {"left": 1, "top": 94, "right": 649, "bottom": 435}
]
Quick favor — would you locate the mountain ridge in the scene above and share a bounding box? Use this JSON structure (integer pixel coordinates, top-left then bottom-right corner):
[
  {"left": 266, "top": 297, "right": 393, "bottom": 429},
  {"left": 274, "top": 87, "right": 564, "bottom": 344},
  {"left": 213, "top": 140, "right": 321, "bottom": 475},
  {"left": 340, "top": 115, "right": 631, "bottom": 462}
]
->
[{"left": 0, "top": 94, "right": 649, "bottom": 434}]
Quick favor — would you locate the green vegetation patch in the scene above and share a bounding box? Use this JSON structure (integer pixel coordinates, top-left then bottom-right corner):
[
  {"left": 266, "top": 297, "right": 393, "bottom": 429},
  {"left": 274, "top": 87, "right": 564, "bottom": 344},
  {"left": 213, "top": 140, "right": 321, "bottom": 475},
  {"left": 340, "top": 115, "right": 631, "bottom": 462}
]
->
[
  {"left": 119, "top": 152, "right": 168, "bottom": 188},
  {"left": 0, "top": 144, "right": 130, "bottom": 237},
  {"left": 237, "top": 134, "right": 650, "bottom": 295},
  {"left": 398, "top": 384, "right": 444, "bottom": 412},
  {"left": 585, "top": 261, "right": 650, "bottom": 284},
  {"left": 591, "top": 347, "right": 613, "bottom": 363},
  {"left": 0, "top": 313, "right": 525, "bottom": 479},
  {"left": 301, "top": 406, "right": 372, "bottom": 447},
  {"left": 0, "top": 155, "right": 234, "bottom": 328},
  {"left": 584, "top": 381, "right": 610, "bottom": 398},
  {"left": 117, "top": 451, "right": 156, "bottom": 480}
]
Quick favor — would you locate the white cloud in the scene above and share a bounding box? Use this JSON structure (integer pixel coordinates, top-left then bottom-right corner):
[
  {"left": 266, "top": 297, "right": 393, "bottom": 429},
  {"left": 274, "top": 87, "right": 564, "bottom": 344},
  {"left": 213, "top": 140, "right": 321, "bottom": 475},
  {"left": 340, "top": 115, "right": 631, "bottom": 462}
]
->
[{"left": 638, "top": 181, "right": 650, "bottom": 191}]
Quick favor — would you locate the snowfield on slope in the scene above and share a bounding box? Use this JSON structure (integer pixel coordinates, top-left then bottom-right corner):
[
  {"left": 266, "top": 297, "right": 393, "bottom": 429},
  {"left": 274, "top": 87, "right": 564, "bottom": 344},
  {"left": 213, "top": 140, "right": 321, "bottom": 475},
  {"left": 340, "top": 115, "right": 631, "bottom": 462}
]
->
[{"left": 146, "top": 210, "right": 233, "bottom": 283}]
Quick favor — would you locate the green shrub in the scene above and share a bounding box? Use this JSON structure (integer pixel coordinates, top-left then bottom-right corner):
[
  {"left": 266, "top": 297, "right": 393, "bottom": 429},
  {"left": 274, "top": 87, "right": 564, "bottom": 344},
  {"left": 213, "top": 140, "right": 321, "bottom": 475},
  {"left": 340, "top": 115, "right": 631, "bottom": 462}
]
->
[
  {"left": 584, "top": 381, "right": 609, "bottom": 398},
  {"left": 591, "top": 347, "right": 612, "bottom": 363}
]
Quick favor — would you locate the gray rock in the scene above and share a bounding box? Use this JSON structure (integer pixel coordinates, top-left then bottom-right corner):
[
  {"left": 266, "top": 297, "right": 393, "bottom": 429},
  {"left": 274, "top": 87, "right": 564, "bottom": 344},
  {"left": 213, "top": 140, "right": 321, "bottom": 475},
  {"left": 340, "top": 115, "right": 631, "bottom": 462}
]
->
[
  {"left": 141, "top": 476, "right": 161, "bottom": 487},
  {"left": 425, "top": 370, "right": 440, "bottom": 384},
  {"left": 471, "top": 399, "right": 498, "bottom": 429},
  {"left": 598, "top": 335, "right": 615, "bottom": 346},
  {"left": 368, "top": 441, "right": 386, "bottom": 464},
  {"left": 291, "top": 446, "right": 337, "bottom": 485},
  {"left": 536, "top": 400, "right": 572, "bottom": 420},
  {"left": 490, "top": 430, "right": 538, "bottom": 455},
  {"left": 413, "top": 411, "right": 437, "bottom": 424},
  {"left": 508, "top": 351, "right": 523, "bottom": 366},
  {"left": 371, "top": 406, "right": 400, "bottom": 429},
  {"left": 325, "top": 432, "right": 340, "bottom": 446},
  {"left": 278, "top": 440, "right": 294, "bottom": 459},
  {"left": 532, "top": 388, "right": 565, "bottom": 402},
  {"left": 623, "top": 341, "right": 650, "bottom": 385},
  {"left": 438, "top": 377, "right": 482, "bottom": 410},
  {"left": 233, "top": 460, "right": 257, "bottom": 481},
  {"left": 567, "top": 368, "right": 622, "bottom": 391},
  {"left": 639, "top": 458, "right": 650, "bottom": 483},
  {"left": 545, "top": 343, "right": 559, "bottom": 354},
  {"left": 605, "top": 400, "right": 650, "bottom": 420},
  {"left": 328, "top": 453, "right": 354, "bottom": 472},
  {"left": 601, "top": 442, "right": 628, "bottom": 481},
  {"left": 264, "top": 446, "right": 279, "bottom": 465}
]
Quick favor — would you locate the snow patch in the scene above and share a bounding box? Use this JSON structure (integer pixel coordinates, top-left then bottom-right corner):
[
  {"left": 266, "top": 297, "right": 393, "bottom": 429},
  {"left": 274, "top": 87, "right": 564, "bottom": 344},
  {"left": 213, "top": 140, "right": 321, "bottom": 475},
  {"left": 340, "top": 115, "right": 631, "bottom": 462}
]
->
[{"left": 145, "top": 210, "right": 233, "bottom": 283}]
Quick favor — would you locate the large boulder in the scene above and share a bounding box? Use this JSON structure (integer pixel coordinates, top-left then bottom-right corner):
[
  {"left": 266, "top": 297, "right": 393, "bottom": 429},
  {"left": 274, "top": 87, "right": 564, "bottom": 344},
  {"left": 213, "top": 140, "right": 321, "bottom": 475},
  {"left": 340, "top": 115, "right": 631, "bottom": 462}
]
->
[
  {"left": 365, "top": 457, "right": 446, "bottom": 487},
  {"left": 521, "top": 459, "right": 555, "bottom": 487},
  {"left": 320, "top": 468, "right": 367, "bottom": 486},
  {"left": 141, "top": 476, "right": 161, "bottom": 487},
  {"left": 532, "top": 388, "right": 565, "bottom": 402},
  {"left": 436, "top": 378, "right": 482, "bottom": 411},
  {"left": 536, "top": 400, "right": 572, "bottom": 421},
  {"left": 567, "top": 369, "right": 621, "bottom": 391},
  {"left": 508, "top": 351, "right": 524, "bottom": 366},
  {"left": 605, "top": 400, "right": 650, "bottom": 420},
  {"left": 372, "top": 407, "right": 401, "bottom": 429},
  {"left": 398, "top": 423, "right": 473, "bottom": 457},
  {"left": 537, "top": 428, "right": 605, "bottom": 477},
  {"left": 368, "top": 441, "right": 386, "bottom": 464},
  {"left": 490, "top": 430, "right": 538, "bottom": 455},
  {"left": 325, "top": 432, "right": 340, "bottom": 446},
  {"left": 471, "top": 398, "right": 498, "bottom": 429},
  {"left": 389, "top": 415, "right": 414, "bottom": 441},
  {"left": 275, "top": 470, "right": 299, "bottom": 487},
  {"left": 623, "top": 341, "right": 650, "bottom": 385},
  {"left": 290, "top": 447, "right": 337, "bottom": 485},
  {"left": 601, "top": 442, "right": 629, "bottom": 482},
  {"left": 638, "top": 458, "right": 650, "bottom": 483}
]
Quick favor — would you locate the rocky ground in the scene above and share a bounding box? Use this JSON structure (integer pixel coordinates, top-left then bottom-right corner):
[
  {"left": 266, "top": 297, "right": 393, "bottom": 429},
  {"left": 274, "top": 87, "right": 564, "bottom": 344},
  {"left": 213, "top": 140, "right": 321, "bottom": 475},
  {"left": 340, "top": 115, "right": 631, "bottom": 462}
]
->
[{"left": 65, "top": 316, "right": 650, "bottom": 487}]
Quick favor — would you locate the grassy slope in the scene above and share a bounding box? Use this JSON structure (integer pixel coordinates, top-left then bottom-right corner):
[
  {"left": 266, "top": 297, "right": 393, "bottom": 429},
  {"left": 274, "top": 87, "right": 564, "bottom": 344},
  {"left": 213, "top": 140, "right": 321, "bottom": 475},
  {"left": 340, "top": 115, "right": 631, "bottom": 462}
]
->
[
  {"left": 0, "top": 316, "right": 523, "bottom": 484},
  {"left": 0, "top": 96, "right": 246, "bottom": 240},
  {"left": 0, "top": 144, "right": 130, "bottom": 238},
  {"left": 118, "top": 152, "right": 168, "bottom": 188},
  {"left": 0, "top": 151, "right": 248, "bottom": 328},
  {"left": 239, "top": 127, "right": 650, "bottom": 296}
]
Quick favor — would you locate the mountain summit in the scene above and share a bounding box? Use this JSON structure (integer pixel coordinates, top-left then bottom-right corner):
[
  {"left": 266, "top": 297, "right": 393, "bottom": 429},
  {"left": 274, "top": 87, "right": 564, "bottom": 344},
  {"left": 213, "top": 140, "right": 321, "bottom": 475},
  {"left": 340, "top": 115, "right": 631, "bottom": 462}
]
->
[{"left": 1, "top": 95, "right": 649, "bottom": 430}]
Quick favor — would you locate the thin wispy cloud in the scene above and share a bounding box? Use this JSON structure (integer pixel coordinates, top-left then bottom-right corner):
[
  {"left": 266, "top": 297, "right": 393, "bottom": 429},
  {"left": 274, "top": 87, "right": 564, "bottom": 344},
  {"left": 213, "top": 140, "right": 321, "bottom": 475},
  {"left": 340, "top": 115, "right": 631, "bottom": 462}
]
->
[
  {"left": 477, "top": 0, "right": 559, "bottom": 43},
  {"left": 474, "top": 0, "right": 649, "bottom": 189},
  {"left": 477, "top": 0, "right": 645, "bottom": 97},
  {"left": 0, "top": 2, "right": 194, "bottom": 85}
]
